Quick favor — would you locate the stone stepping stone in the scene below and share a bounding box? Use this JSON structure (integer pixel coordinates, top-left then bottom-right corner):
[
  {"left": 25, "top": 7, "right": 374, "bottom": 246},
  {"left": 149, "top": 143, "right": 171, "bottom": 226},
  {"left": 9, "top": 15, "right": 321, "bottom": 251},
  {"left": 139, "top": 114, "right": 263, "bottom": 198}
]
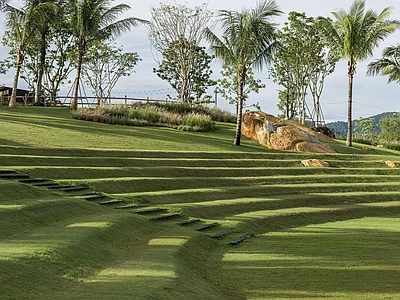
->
[
  {"left": 46, "top": 184, "right": 72, "bottom": 189},
  {"left": 18, "top": 178, "right": 49, "bottom": 183},
  {"left": 0, "top": 173, "right": 30, "bottom": 179},
  {"left": 0, "top": 170, "right": 17, "bottom": 174},
  {"left": 212, "top": 229, "right": 234, "bottom": 239},
  {"left": 132, "top": 207, "right": 167, "bottom": 215},
  {"left": 99, "top": 199, "right": 125, "bottom": 205},
  {"left": 60, "top": 186, "right": 88, "bottom": 192},
  {"left": 194, "top": 222, "right": 218, "bottom": 231},
  {"left": 31, "top": 182, "right": 56, "bottom": 187},
  {"left": 148, "top": 213, "right": 180, "bottom": 221},
  {"left": 83, "top": 194, "right": 106, "bottom": 200},
  {"left": 115, "top": 204, "right": 149, "bottom": 210},
  {"left": 177, "top": 219, "right": 200, "bottom": 226},
  {"left": 229, "top": 233, "right": 254, "bottom": 245}
]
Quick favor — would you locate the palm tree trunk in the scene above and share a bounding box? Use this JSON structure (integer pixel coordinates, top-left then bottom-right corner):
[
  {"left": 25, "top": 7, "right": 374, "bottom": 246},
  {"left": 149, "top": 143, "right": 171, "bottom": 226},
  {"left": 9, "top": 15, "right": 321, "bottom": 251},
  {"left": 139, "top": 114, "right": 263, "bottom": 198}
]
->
[
  {"left": 9, "top": 48, "right": 24, "bottom": 108},
  {"left": 346, "top": 65, "right": 354, "bottom": 147},
  {"left": 71, "top": 43, "right": 84, "bottom": 110},
  {"left": 233, "top": 69, "right": 246, "bottom": 146},
  {"left": 35, "top": 30, "right": 47, "bottom": 104}
]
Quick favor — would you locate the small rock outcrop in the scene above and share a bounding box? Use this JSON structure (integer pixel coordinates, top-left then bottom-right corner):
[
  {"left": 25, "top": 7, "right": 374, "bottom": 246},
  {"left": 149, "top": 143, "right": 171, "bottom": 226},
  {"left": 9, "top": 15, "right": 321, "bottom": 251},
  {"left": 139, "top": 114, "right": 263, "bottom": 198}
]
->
[
  {"left": 385, "top": 160, "right": 399, "bottom": 168},
  {"left": 242, "top": 111, "right": 335, "bottom": 153},
  {"left": 301, "top": 159, "right": 329, "bottom": 167}
]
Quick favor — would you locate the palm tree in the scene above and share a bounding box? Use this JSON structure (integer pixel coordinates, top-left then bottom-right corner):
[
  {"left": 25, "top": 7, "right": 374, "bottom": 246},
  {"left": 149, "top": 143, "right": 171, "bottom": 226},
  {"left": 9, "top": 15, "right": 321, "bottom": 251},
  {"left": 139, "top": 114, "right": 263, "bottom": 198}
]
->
[
  {"left": 318, "top": 0, "right": 400, "bottom": 146},
  {"left": 29, "top": 0, "right": 60, "bottom": 104},
  {"left": 67, "top": 0, "right": 147, "bottom": 110},
  {"left": 205, "top": 0, "right": 282, "bottom": 146},
  {"left": 0, "top": 0, "right": 58, "bottom": 107},
  {"left": 367, "top": 44, "right": 400, "bottom": 84}
]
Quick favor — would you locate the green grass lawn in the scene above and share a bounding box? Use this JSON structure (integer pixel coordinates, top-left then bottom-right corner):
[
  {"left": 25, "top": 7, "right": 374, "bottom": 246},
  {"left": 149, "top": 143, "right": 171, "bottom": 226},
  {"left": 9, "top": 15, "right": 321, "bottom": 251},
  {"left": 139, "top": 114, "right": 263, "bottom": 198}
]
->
[{"left": 1, "top": 107, "right": 400, "bottom": 300}]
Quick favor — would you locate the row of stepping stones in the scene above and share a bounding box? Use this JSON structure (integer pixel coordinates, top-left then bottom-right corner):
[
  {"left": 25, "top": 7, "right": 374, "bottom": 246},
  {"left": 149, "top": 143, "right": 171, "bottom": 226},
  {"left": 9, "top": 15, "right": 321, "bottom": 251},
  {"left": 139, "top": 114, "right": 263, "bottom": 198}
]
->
[{"left": 0, "top": 170, "right": 253, "bottom": 245}]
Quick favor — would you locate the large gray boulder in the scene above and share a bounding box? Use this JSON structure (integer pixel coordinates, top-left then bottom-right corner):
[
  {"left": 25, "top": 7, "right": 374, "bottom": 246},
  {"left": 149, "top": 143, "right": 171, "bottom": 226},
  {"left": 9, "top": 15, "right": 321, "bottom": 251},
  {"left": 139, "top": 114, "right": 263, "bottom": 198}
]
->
[{"left": 242, "top": 111, "right": 336, "bottom": 153}]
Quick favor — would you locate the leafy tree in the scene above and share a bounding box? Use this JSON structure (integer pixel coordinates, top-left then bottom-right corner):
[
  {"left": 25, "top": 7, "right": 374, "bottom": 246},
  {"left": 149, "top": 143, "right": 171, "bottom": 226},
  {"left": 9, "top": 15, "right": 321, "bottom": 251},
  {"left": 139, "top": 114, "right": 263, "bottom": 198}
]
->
[
  {"left": 148, "top": 3, "right": 213, "bottom": 102},
  {"left": 218, "top": 64, "right": 265, "bottom": 107},
  {"left": 378, "top": 113, "right": 400, "bottom": 144},
  {"left": 270, "top": 12, "right": 338, "bottom": 124},
  {"left": 367, "top": 44, "right": 400, "bottom": 84},
  {"left": 354, "top": 117, "right": 378, "bottom": 144},
  {"left": 153, "top": 38, "right": 215, "bottom": 103},
  {"left": 82, "top": 39, "right": 141, "bottom": 105},
  {"left": 276, "top": 89, "right": 297, "bottom": 120},
  {"left": 43, "top": 17, "right": 76, "bottom": 103},
  {"left": 0, "top": 0, "right": 58, "bottom": 107},
  {"left": 318, "top": 0, "right": 400, "bottom": 146},
  {"left": 205, "top": 0, "right": 282, "bottom": 146},
  {"left": 67, "top": 0, "right": 147, "bottom": 110}
]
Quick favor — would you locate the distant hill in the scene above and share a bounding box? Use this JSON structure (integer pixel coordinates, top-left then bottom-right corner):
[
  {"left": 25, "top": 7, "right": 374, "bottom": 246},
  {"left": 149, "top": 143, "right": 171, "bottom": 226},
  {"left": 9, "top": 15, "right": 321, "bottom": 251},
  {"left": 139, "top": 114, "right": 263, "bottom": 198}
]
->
[{"left": 326, "top": 112, "right": 397, "bottom": 138}]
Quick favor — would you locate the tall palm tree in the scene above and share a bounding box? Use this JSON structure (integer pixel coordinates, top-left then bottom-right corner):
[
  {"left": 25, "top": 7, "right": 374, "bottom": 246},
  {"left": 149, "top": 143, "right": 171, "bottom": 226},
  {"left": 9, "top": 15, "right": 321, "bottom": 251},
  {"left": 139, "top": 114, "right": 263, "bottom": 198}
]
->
[
  {"left": 0, "top": 0, "right": 58, "bottom": 107},
  {"left": 29, "top": 0, "right": 60, "bottom": 104},
  {"left": 318, "top": 0, "right": 400, "bottom": 146},
  {"left": 205, "top": 0, "right": 282, "bottom": 146},
  {"left": 367, "top": 44, "right": 400, "bottom": 84},
  {"left": 67, "top": 0, "right": 147, "bottom": 110}
]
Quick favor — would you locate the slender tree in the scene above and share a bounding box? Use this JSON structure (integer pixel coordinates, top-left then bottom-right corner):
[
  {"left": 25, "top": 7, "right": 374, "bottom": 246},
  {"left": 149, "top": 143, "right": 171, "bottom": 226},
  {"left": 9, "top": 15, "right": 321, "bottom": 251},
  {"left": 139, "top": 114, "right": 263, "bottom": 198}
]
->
[
  {"left": 67, "top": 0, "right": 147, "bottom": 110},
  {"left": 205, "top": 0, "right": 282, "bottom": 145},
  {"left": 367, "top": 44, "right": 400, "bottom": 84},
  {"left": 0, "top": 0, "right": 58, "bottom": 107},
  {"left": 31, "top": 0, "right": 60, "bottom": 104},
  {"left": 148, "top": 3, "right": 213, "bottom": 103},
  {"left": 318, "top": 0, "right": 400, "bottom": 146},
  {"left": 82, "top": 39, "right": 141, "bottom": 105}
]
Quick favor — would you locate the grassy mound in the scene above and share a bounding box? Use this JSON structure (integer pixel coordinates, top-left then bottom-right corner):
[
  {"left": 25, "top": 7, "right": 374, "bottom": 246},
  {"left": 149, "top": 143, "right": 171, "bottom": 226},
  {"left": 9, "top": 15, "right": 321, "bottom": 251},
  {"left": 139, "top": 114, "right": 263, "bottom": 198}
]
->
[{"left": 1, "top": 107, "right": 400, "bottom": 300}]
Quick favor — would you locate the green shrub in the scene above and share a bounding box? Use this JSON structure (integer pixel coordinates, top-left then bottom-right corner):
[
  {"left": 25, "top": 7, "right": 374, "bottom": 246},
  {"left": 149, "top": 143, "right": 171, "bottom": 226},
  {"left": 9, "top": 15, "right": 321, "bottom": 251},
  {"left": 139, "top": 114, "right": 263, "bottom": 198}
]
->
[
  {"left": 73, "top": 103, "right": 229, "bottom": 132},
  {"left": 184, "top": 114, "right": 215, "bottom": 131}
]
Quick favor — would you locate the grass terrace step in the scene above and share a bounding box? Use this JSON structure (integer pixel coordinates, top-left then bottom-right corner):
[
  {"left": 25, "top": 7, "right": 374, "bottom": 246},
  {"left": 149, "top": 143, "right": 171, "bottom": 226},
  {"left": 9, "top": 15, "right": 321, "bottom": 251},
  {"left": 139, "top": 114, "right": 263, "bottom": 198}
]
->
[
  {"left": 177, "top": 219, "right": 201, "bottom": 226},
  {"left": 229, "top": 233, "right": 254, "bottom": 245},
  {"left": 148, "top": 213, "right": 180, "bottom": 221},
  {"left": 115, "top": 204, "right": 149, "bottom": 209},
  {"left": 98, "top": 199, "right": 125, "bottom": 205},
  {"left": 194, "top": 222, "right": 219, "bottom": 231}
]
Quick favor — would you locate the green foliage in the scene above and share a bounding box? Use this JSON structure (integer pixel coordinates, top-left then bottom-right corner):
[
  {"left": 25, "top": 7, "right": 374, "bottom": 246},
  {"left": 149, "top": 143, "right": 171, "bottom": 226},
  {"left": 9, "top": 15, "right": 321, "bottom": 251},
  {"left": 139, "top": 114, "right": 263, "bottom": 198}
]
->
[
  {"left": 82, "top": 39, "right": 141, "bottom": 103},
  {"left": 354, "top": 117, "right": 378, "bottom": 144},
  {"left": 367, "top": 44, "right": 400, "bottom": 84},
  {"left": 379, "top": 112, "right": 400, "bottom": 146},
  {"left": 270, "top": 12, "right": 338, "bottom": 122},
  {"left": 318, "top": 0, "right": 400, "bottom": 146},
  {"left": 154, "top": 38, "right": 215, "bottom": 103},
  {"left": 218, "top": 64, "right": 266, "bottom": 105},
  {"left": 72, "top": 104, "right": 218, "bottom": 131},
  {"left": 205, "top": 0, "right": 282, "bottom": 145}
]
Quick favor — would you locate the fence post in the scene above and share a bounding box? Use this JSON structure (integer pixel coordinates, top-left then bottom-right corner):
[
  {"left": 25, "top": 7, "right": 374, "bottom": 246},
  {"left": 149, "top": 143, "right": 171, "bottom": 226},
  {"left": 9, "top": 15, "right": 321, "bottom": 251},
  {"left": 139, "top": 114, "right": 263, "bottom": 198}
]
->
[{"left": 124, "top": 95, "right": 127, "bottom": 105}]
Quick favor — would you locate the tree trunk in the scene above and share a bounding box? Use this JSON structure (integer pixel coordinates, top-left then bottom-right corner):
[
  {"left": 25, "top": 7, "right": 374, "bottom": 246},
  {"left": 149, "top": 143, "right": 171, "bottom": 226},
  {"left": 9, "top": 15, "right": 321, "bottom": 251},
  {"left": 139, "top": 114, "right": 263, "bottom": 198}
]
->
[
  {"left": 233, "top": 69, "right": 246, "bottom": 146},
  {"left": 35, "top": 30, "right": 47, "bottom": 104},
  {"left": 71, "top": 42, "right": 84, "bottom": 110},
  {"left": 9, "top": 48, "right": 24, "bottom": 108},
  {"left": 346, "top": 63, "right": 354, "bottom": 147}
]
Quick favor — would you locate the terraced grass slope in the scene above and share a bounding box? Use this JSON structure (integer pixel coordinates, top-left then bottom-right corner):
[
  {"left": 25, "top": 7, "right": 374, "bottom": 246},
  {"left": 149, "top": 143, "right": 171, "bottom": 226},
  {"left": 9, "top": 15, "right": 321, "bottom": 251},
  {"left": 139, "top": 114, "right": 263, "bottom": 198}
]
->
[{"left": 1, "top": 107, "right": 400, "bottom": 300}]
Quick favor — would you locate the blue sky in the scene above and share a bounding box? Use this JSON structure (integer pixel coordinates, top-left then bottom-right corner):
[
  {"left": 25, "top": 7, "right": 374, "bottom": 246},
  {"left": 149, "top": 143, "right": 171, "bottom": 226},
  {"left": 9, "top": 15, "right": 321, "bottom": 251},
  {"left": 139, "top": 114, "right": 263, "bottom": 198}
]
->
[{"left": 1, "top": 0, "right": 399, "bottom": 122}]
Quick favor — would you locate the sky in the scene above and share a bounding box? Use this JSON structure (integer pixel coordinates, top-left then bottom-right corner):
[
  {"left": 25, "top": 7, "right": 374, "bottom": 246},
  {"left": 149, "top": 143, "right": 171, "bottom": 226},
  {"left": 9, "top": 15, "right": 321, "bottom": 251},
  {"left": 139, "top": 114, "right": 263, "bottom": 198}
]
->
[{"left": 0, "top": 0, "right": 400, "bottom": 122}]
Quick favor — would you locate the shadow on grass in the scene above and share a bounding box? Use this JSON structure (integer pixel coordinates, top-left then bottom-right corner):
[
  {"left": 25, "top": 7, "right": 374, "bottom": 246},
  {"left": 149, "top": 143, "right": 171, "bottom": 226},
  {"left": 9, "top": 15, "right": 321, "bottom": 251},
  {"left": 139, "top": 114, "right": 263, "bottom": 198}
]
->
[{"left": 218, "top": 221, "right": 400, "bottom": 299}]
